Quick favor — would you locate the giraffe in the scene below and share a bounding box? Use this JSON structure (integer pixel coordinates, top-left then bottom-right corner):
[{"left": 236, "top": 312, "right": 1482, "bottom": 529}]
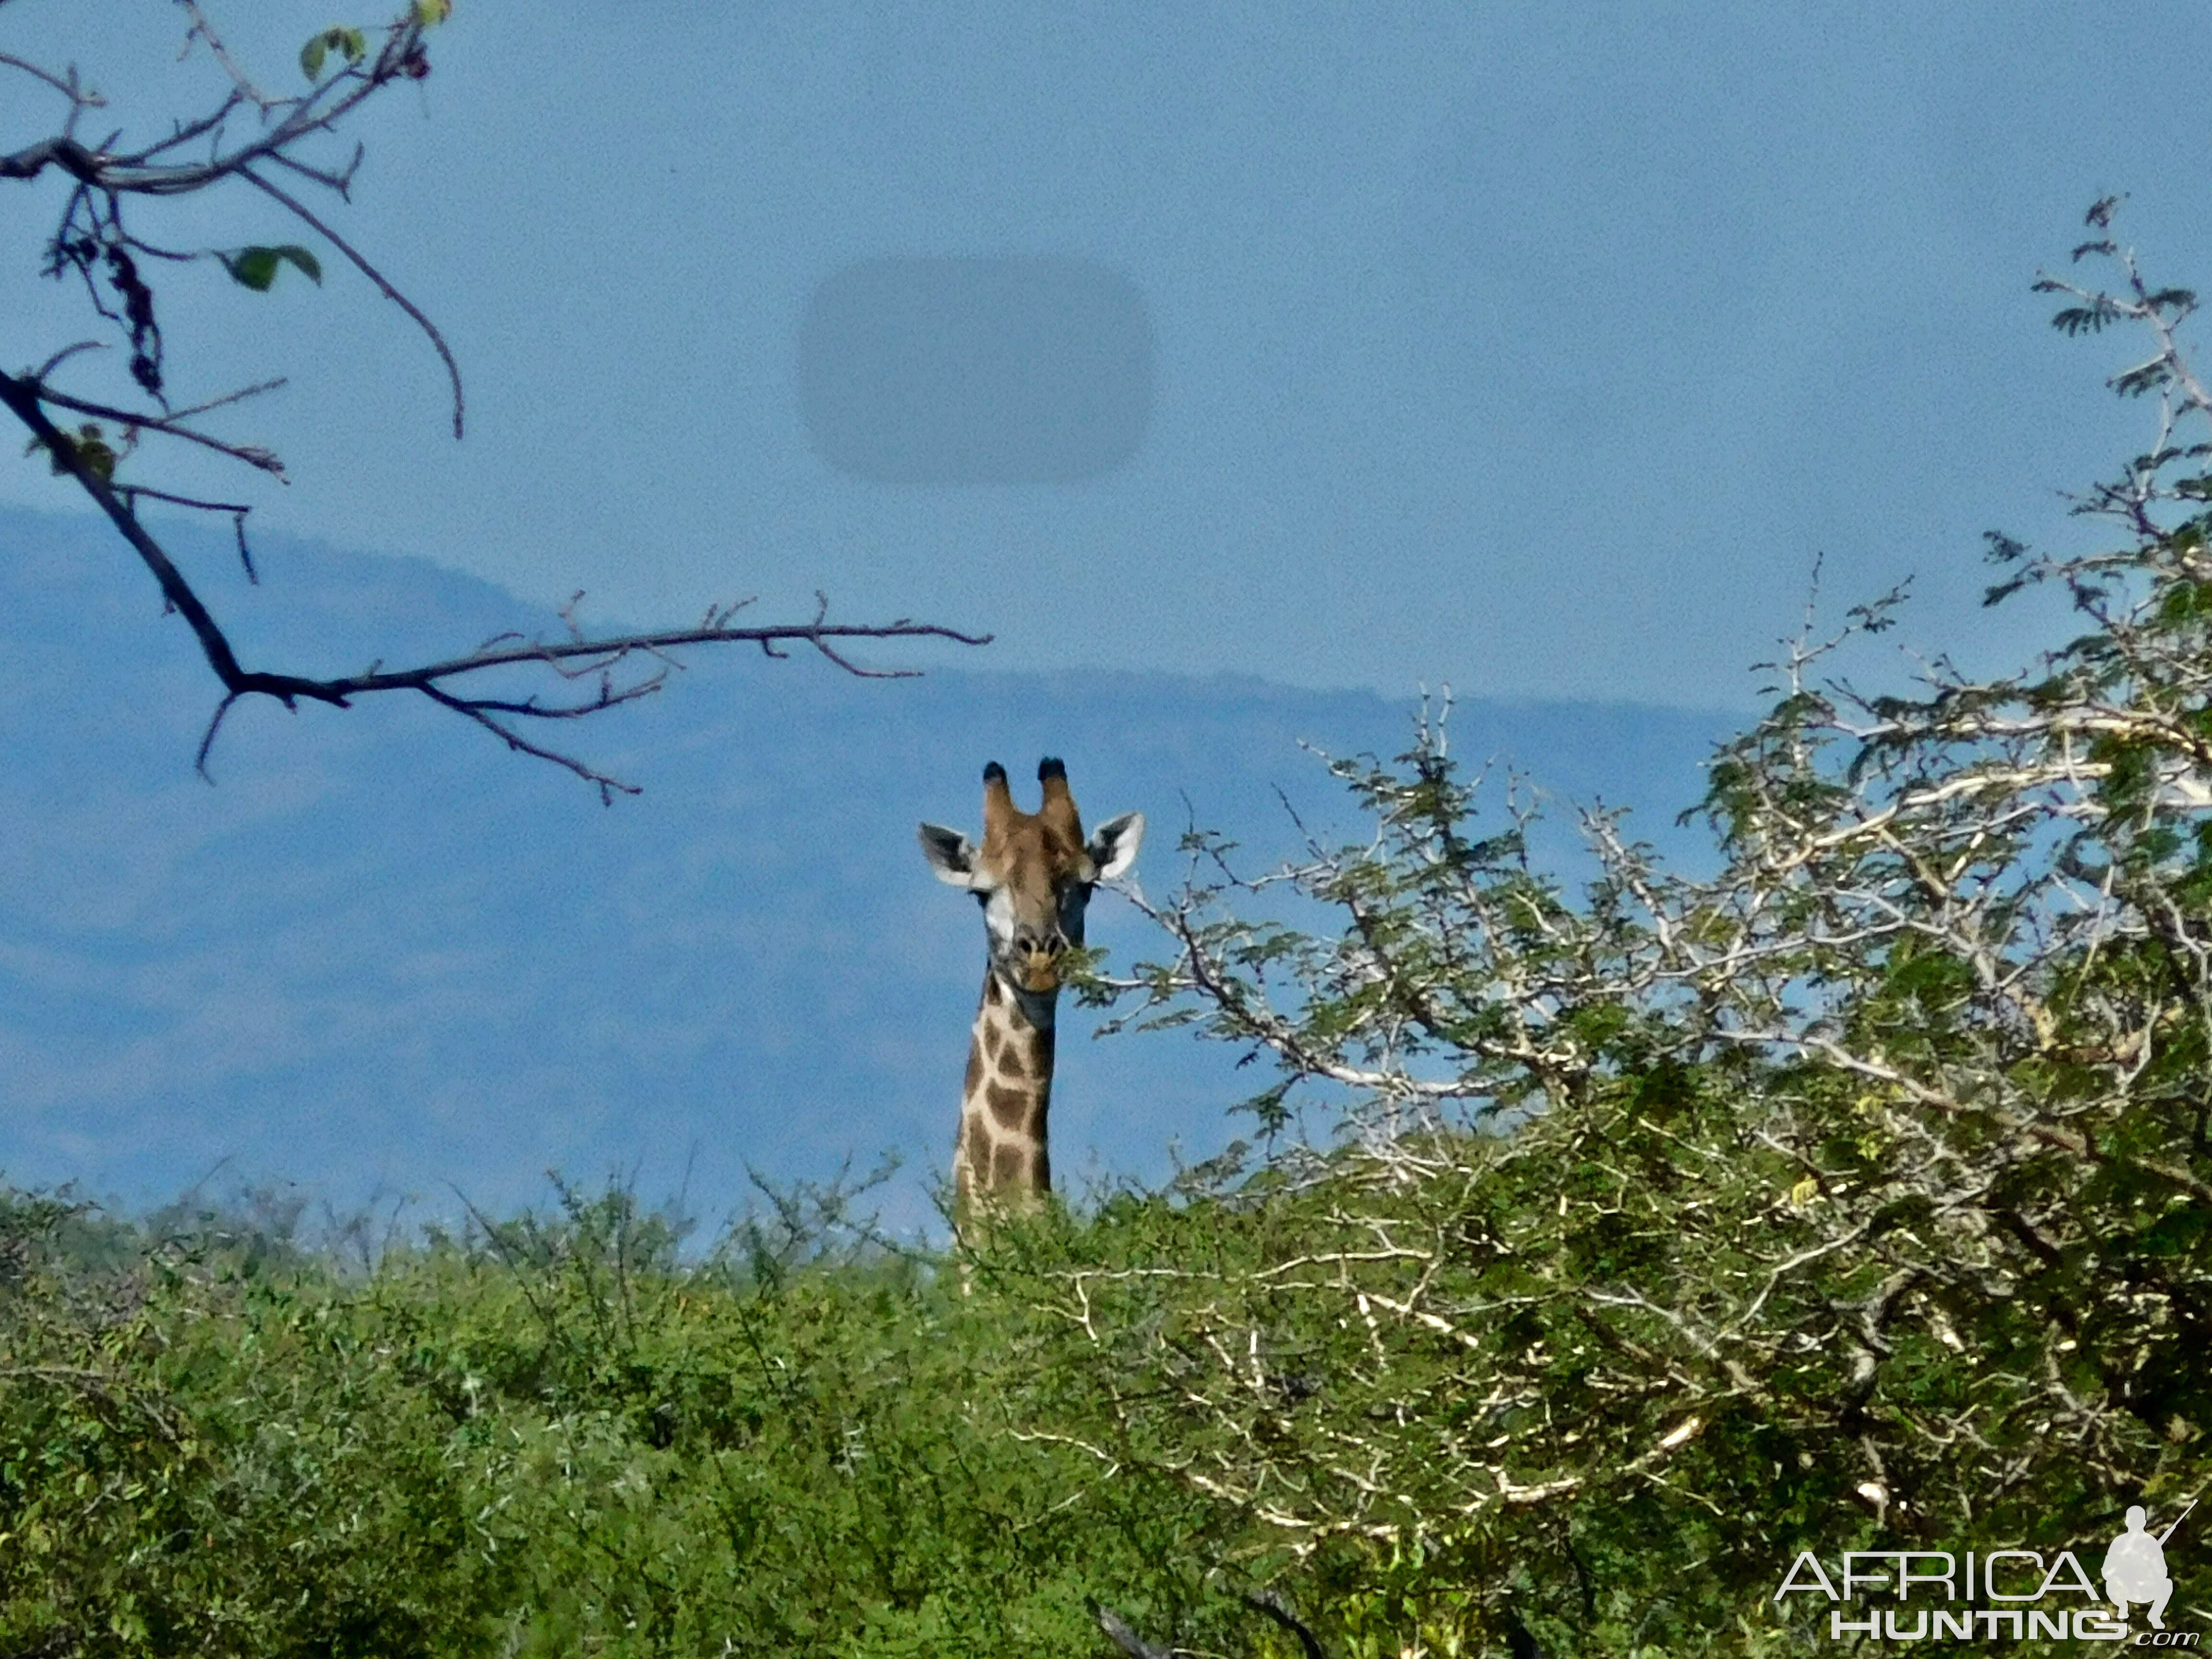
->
[{"left": 918, "top": 757, "right": 1143, "bottom": 1216}]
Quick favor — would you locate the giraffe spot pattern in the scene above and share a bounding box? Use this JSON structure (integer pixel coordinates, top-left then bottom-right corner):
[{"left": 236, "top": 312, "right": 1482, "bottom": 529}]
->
[
  {"left": 938, "top": 773, "right": 1140, "bottom": 1216},
  {"left": 986, "top": 1083, "right": 1030, "bottom": 1130}
]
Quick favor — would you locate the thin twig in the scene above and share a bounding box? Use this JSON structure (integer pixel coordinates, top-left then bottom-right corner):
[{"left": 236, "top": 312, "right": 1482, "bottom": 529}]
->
[{"left": 238, "top": 165, "right": 465, "bottom": 438}]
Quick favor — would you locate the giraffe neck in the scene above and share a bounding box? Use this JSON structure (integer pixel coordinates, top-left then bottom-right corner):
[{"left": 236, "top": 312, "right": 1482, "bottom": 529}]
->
[{"left": 955, "top": 965, "right": 1058, "bottom": 1213}]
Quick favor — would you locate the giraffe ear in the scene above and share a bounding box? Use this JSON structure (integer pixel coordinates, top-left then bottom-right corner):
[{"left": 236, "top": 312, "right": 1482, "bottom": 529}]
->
[
  {"left": 1088, "top": 811, "right": 1144, "bottom": 881},
  {"left": 918, "top": 822, "right": 986, "bottom": 887}
]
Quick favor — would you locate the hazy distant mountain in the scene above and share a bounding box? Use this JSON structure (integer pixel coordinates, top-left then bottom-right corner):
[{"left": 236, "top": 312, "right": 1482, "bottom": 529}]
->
[{"left": 0, "top": 506, "right": 1738, "bottom": 1234}]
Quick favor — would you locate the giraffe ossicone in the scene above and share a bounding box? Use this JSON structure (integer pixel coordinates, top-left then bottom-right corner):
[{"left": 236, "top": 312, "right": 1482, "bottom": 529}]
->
[{"left": 918, "top": 757, "right": 1143, "bottom": 1217}]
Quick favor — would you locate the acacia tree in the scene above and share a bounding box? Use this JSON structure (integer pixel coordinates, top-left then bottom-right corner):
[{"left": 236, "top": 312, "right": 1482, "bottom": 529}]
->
[
  {"left": 1007, "top": 203, "right": 2209, "bottom": 1654},
  {"left": 1, "top": 2, "right": 984, "bottom": 799}
]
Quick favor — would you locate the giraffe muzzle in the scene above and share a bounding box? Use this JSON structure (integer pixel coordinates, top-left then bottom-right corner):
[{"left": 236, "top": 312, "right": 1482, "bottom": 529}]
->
[{"left": 1009, "top": 930, "right": 1068, "bottom": 993}]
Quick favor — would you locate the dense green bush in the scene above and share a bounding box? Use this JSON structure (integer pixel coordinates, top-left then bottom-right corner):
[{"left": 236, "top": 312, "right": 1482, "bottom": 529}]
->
[{"left": 0, "top": 1181, "right": 1268, "bottom": 1658}]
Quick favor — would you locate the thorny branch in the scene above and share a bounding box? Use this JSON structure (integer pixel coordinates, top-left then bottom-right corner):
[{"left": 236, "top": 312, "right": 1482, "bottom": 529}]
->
[
  {"left": 3, "top": 4, "right": 988, "bottom": 795},
  {"left": 1042, "top": 205, "right": 2211, "bottom": 1621}
]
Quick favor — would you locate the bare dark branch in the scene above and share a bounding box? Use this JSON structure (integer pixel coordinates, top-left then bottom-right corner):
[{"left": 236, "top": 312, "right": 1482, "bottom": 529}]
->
[
  {"left": 1088, "top": 1602, "right": 1174, "bottom": 1659},
  {"left": 31, "top": 380, "right": 287, "bottom": 475},
  {"left": 3, "top": 364, "right": 986, "bottom": 791},
  {"left": 174, "top": 0, "right": 281, "bottom": 113},
  {"left": 1239, "top": 1589, "right": 1329, "bottom": 1659},
  {"left": 33, "top": 339, "right": 105, "bottom": 380},
  {"left": 3, "top": 2, "right": 989, "bottom": 795},
  {"left": 419, "top": 683, "right": 645, "bottom": 804},
  {"left": 0, "top": 49, "right": 101, "bottom": 106},
  {"left": 237, "top": 165, "right": 464, "bottom": 438},
  {"left": 163, "top": 375, "right": 288, "bottom": 422}
]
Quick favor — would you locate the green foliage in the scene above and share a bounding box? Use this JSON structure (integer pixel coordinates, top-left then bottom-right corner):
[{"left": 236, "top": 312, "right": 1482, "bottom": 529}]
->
[
  {"left": 216, "top": 245, "right": 323, "bottom": 293},
  {"left": 0, "top": 1180, "right": 1277, "bottom": 1657},
  {"left": 22, "top": 422, "right": 118, "bottom": 480},
  {"left": 299, "top": 27, "right": 369, "bottom": 83}
]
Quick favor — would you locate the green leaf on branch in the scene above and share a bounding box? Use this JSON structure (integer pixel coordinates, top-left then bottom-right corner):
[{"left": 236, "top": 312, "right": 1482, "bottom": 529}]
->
[
  {"left": 300, "top": 26, "right": 368, "bottom": 82},
  {"left": 24, "top": 423, "right": 117, "bottom": 481},
  {"left": 219, "top": 246, "right": 324, "bottom": 292},
  {"left": 413, "top": 0, "right": 453, "bottom": 24}
]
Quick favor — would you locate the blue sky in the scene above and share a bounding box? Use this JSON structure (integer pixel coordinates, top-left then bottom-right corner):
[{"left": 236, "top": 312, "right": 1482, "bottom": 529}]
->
[{"left": 8, "top": 2, "right": 2212, "bottom": 711}]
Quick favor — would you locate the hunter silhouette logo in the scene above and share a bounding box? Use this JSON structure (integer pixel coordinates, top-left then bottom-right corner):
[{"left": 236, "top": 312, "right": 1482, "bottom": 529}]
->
[
  {"left": 2107, "top": 1502, "right": 2193, "bottom": 1632},
  {"left": 1773, "top": 1498, "right": 2200, "bottom": 1644}
]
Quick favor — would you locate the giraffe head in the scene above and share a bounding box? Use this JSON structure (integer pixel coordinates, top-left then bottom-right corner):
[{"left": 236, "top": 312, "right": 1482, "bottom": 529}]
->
[{"left": 918, "top": 757, "right": 1143, "bottom": 1001}]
